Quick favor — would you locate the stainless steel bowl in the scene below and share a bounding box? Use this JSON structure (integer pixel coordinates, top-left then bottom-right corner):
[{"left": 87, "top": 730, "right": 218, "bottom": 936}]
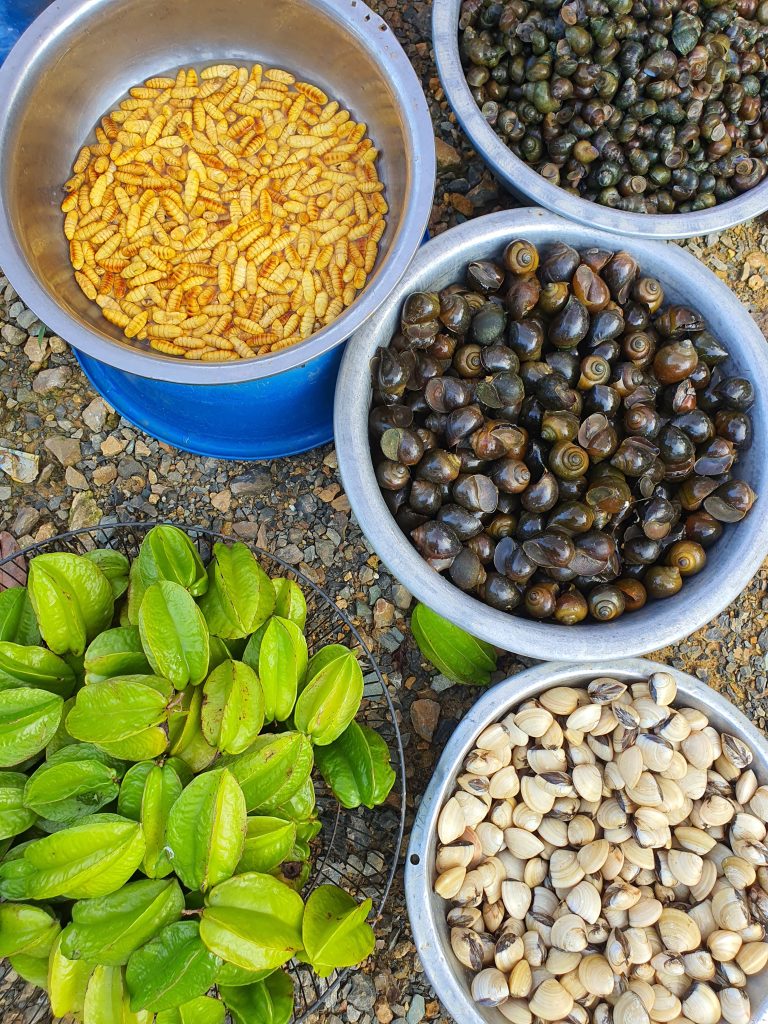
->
[
  {"left": 0, "top": 0, "right": 434, "bottom": 384},
  {"left": 405, "top": 658, "right": 768, "bottom": 1024},
  {"left": 432, "top": 0, "right": 768, "bottom": 241},
  {"left": 335, "top": 208, "right": 768, "bottom": 660}
]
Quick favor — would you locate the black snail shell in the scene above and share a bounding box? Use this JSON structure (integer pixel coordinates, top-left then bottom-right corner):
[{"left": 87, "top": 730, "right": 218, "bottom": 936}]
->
[{"left": 369, "top": 239, "right": 757, "bottom": 624}]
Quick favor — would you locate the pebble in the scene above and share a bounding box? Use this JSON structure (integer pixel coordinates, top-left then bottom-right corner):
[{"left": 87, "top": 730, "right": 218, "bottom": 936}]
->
[
  {"left": 83, "top": 398, "right": 109, "bottom": 432},
  {"left": 44, "top": 436, "right": 82, "bottom": 467},
  {"left": 32, "top": 367, "right": 71, "bottom": 394},
  {"left": 392, "top": 584, "right": 412, "bottom": 610},
  {"left": 406, "top": 995, "right": 426, "bottom": 1024},
  {"left": 1, "top": 324, "right": 25, "bottom": 347},
  {"left": 374, "top": 599, "right": 395, "bottom": 629},
  {"left": 68, "top": 492, "right": 102, "bottom": 531},
  {"left": 101, "top": 436, "right": 125, "bottom": 457},
  {"left": 12, "top": 507, "right": 41, "bottom": 536},
  {"left": 347, "top": 974, "right": 377, "bottom": 1012},
  {"left": 231, "top": 467, "right": 273, "bottom": 496},
  {"left": 65, "top": 467, "right": 89, "bottom": 490},
  {"left": 434, "top": 138, "right": 461, "bottom": 173},
  {"left": 410, "top": 699, "right": 440, "bottom": 742}
]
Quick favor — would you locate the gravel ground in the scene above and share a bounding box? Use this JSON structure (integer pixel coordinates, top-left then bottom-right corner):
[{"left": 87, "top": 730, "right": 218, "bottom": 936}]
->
[{"left": 2, "top": 0, "right": 768, "bottom": 1021}]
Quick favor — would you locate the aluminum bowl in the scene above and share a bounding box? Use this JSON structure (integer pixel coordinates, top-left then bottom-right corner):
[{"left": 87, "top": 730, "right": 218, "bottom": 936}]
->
[
  {"left": 405, "top": 658, "right": 768, "bottom": 1024},
  {"left": 0, "top": 0, "right": 434, "bottom": 384},
  {"left": 432, "top": 0, "right": 768, "bottom": 241},
  {"left": 335, "top": 208, "right": 768, "bottom": 659}
]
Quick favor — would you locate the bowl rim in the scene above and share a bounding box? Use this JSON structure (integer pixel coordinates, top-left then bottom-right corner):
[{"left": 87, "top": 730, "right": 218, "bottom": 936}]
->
[
  {"left": 0, "top": 0, "right": 435, "bottom": 384},
  {"left": 334, "top": 207, "right": 768, "bottom": 660},
  {"left": 405, "top": 657, "right": 768, "bottom": 1024},
  {"left": 432, "top": 0, "right": 768, "bottom": 241}
]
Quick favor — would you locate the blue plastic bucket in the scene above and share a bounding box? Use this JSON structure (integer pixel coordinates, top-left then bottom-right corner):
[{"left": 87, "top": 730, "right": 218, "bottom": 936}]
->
[{"left": 0, "top": 1, "right": 427, "bottom": 460}]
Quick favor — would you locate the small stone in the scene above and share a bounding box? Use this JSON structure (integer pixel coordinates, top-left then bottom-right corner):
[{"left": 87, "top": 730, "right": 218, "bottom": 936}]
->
[
  {"left": 83, "top": 398, "right": 109, "bottom": 432},
  {"left": 16, "top": 309, "right": 39, "bottom": 331},
  {"left": 211, "top": 489, "right": 232, "bottom": 514},
  {"left": 135, "top": 439, "right": 151, "bottom": 458},
  {"left": 410, "top": 699, "right": 440, "bottom": 742},
  {"left": 347, "top": 974, "right": 377, "bottom": 1012},
  {"left": 24, "top": 335, "right": 48, "bottom": 364},
  {"left": 12, "top": 507, "right": 41, "bottom": 536},
  {"left": 45, "top": 436, "right": 82, "bottom": 467},
  {"left": 68, "top": 491, "right": 102, "bottom": 531},
  {"left": 435, "top": 137, "right": 461, "bottom": 173},
  {"left": 431, "top": 673, "right": 454, "bottom": 694},
  {"left": 93, "top": 464, "right": 118, "bottom": 485},
  {"left": 373, "top": 598, "right": 395, "bottom": 629},
  {"left": 65, "top": 467, "right": 89, "bottom": 490},
  {"left": 406, "top": 994, "right": 426, "bottom": 1024},
  {"left": 231, "top": 467, "right": 273, "bottom": 496},
  {"left": 376, "top": 1003, "right": 395, "bottom": 1024},
  {"left": 49, "top": 336, "right": 67, "bottom": 354},
  {"left": 392, "top": 584, "right": 412, "bottom": 610},
  {"left": 448, "top": 192, "right": 473, "bottom": 217},
  {"left": 33, "top": 367, "right": 71, "bottom": 394},
  {"left": 276, "top": 544, "right": 303, "bottom": 565},
  {"left": 101, "top": 435, "right": 126, "bottom": 457},
  {"left": 1, "top": 324, "right": 27, "bottom": 347}
]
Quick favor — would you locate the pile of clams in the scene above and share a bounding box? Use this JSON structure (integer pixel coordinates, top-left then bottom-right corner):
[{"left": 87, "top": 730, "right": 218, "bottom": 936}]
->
[
  {"left": 369, "top": 238, "right": 757, "bottom": 623},
  {"left": 432, "top": 671, "right": 768, "bottom": 1024}
]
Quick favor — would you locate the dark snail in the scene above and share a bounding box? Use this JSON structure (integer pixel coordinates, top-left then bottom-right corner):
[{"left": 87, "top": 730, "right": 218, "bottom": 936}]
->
[
  {"left": 459, "top": 0, "right": 768, "bottom": 213},
  {"left": 369, "top": 239, "right": 756, "bottom": 624}
]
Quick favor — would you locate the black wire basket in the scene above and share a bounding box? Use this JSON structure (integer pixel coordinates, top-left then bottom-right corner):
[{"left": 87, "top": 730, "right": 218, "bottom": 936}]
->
[{"left": 0, "top": 521, "right": 406, "bottom": 1024}]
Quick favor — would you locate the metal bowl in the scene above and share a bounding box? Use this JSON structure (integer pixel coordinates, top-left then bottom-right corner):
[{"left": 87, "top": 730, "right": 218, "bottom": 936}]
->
[
  {"left": 432, "top": 0, "right": 768, "bottom": 241},
  {"left": 0, "top": 0, "right": 434, "bottom": 384},
  {"left": 405, "top": 658, "right": 768, "bottom": 1024},
  {"left": 0, "top": 520, "right": 406, "bottom": 1022},
  {"left": 335, "top": 208, "right": 768, "bottom": 659}
]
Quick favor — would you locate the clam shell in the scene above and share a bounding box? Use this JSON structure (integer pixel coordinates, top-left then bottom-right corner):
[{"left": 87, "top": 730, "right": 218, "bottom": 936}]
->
[
  {"left": 495, "top": 931, "right": 524, "bottom": 972},
  {"left": 577, "top": 838, "right": 610, "bottom": 874},
  {"left": 722, "top": 733, "right": 753, "bottom": 770},
  {"left": 544, "top": 947, "right": 580, "bottom": 976},
  {"left": 537, "top": 816, "right": 569, "bottom": 848},
  {"left": 648, "top": 671, "right": 677, "bottom": 706},
  {"left": 658, "top": 907, "right": 701, "bottom": 952},
  {"left": 712, "top": 886, "right": 751, "bottom": 931},
  {"left": 657, "top": 712, "right": 691, "bottom": 744},
  {"left": 735, "top": 939, "right": 768, "bottom": 974},
  {"left": 678, "top": 765, "right": 707, "bottom": 800},
  {"left": 488, "top": 765, "right": 520, "bottom": 800},
  {"left": 637, "top": 733, "right": 674, "bottom": 772},
  {"left": 679, "top": 707, "right": 709, "bottom": 730},
  {"left": 587, "top": 677, "right": 627, "bottom": 704},
  {"left": 508, "top": 958, "right": 533, "bottom": 998},
  {"left": 512, "top": 802, "right": 543, "bottom": 832},
  {"left": 437, "top": 796, "right": 465, "bottom": 845},
  {"left": 735, "top": 768, "right": 758, "bottom": 805},
  {"left": 723, "top": 855, "right": 757, "bottom": 889},
  {"left": 483, "top": 899, "right": 505, "bottom": 933},
  {"left": 625, "top": 771, "right": 663, "bottom": 807},
  {"left": 617, "top": 746, "right": 644, "bottom": 789},
  {"left": 515, "top": 705, "right": 554, "bottom": 738},
  {"left": 527, "top": 747, "right": 567, "bottom": 774},
  {"left": 718, "top": 987, "right": 751, "bottom": 1024},
  {"left": 458, "top": 772, "right": 490, "bottom": 796},
  {"left": 633, "top": 696, "right": 667, "bottom": 728},
  {"left": 504, "top": 827, "right": 545, "bottom": 859},
  {"left": 501, "top": 879, "right": 532, "bottom": 920},
  {"left": 577, "top": 953, "right": 614, "bottom": 996},
  {"left": 498, "top": 998, "right": 533, "bottom": 1024},
  {"left": 471, "top": 967, "right": 510, "bottom": 1007},
  {"left": 447, "top": 906, "right": 483, "bottom": 930},
  {"left": 707, "top": 928, "right": 742, "bottom": 963},
  {"left": 454, "top": 790, "right": 490, "bottom": 827},
  {"left": 673, "top": 825, "right": 716, "bottom": 854},
  {"left": 549, "top": 848, "right": 586, "bottom": 888},
  {"left": 450, "top": 926, "right": 495, "bottom": 970},
  {"left": 476, "top": 722, "right": 512, "bottom": 751},
  {"left": 550, "top": 913, "right": 588, "bottom": 952},
  {"left": 465, "top": 748, "right": 505, "bottom": 776},
  {"left": 689, "top": 858, "right": 718, "bottom": 901},
  {"left": 682, "top": 731, "right": 715, "bottom": 770},
  {"left": 490, "top": 800, "right": 515, "bottom": 830},
  {"left": 681, "top": 981, "right": 721, "bottom": 1024},
  {"left": 521, "top": 774, "right": 557, "bottom": 814},
  {"left": 667, "top": 848, "right": 704, "bottom": 886},
  {"left": 523, "top": 928, "right": 547, "bottom": 967},
  {"left": 565, "top": 879, "right": 602, "bottom": 924},
  {"left": 749, "top": 785, "right": 768, "bottom": 820},
  {"left": 629, "top": 896, "right": 663, "bottom": 928},
  {"left": 435, "top": 865, "right": 466, "bottom": 899},
  {"left": 500, "top": 713, "right": 530, "bottom": 747},
  {"left": 566, "top": 703, "right": 603, "bottom": 734},
  {"left": 649, "top": 984, "right": 681, "bottom": 1023},
  {"left": 539, "top": 685, "right": 583, "bottom": 716},
  {"left": 528, "top": 979, "right": 574, "bottom": 1022},
  {"left": 436, "top": 842, "right": 474, "bottom": 872},
  {"left": 572, "top": 763, "right": 603, "bottom": 803},
  {"left": 476, "top": 821, "right": 504, "bottom": 857}
]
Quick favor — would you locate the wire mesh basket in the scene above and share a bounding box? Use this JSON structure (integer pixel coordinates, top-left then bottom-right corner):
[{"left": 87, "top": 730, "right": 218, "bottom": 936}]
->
[{"left": 0, "top": 520, "right": 406, "bottom": 1023}]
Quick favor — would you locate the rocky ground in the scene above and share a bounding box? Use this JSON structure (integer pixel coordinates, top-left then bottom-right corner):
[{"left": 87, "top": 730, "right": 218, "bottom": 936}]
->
[{"left": 2, "top": 0, "right": 768, "bottom": 1021}]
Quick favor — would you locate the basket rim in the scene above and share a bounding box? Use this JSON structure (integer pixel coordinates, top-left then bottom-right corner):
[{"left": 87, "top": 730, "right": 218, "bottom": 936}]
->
[{"left": 0, "top": 517, "right": 407, "bottom": 1020}]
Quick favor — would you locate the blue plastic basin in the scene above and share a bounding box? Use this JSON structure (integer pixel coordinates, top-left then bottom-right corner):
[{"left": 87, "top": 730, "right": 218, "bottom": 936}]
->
[{"left": 0, "top": 0, "right": 429, "bottom": 460}]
